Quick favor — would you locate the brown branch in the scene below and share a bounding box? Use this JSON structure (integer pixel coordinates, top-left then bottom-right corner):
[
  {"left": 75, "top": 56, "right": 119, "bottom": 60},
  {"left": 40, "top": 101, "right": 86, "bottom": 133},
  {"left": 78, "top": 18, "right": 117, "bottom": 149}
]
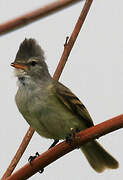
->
[
  {"left": 1, "top": 127, "right": 34, "bottom": 180},
  {"left": 6, "top": 114, "right": 123, "bottom": 180},
  {"left": 53, "top": 0, "right": 93, "bottom": 79},
  {"left": 0, "top": 0, "right": 82, "bottom": 36},
  {"left": 2, "top": 0, "right": 93, "bottom": 179}
]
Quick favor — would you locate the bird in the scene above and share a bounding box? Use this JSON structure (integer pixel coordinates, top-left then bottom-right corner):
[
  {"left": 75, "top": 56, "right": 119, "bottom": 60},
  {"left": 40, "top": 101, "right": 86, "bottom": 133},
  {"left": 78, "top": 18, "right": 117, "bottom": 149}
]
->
[{"left": 11, "top": 38, "right": 119, "bottom": 173}]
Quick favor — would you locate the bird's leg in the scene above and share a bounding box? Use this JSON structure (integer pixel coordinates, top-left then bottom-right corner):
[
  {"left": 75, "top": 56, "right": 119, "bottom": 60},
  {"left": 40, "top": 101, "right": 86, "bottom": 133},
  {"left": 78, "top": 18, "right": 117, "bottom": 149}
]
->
[
  {"left": 28, "top": 140, "right": 59, "bottom": 174},
  {"left": 48, "top": 139, "right": 59, "bottom": 149},
  {"left": 28, "top": 152, "right": 44, "bottom": 173}
]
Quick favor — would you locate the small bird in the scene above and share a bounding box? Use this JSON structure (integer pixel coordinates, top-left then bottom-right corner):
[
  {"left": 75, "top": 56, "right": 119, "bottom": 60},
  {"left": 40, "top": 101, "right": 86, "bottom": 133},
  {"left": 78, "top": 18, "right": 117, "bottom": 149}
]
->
[{"left": 11, "top": 38, "right": 118, "bottom": 173}]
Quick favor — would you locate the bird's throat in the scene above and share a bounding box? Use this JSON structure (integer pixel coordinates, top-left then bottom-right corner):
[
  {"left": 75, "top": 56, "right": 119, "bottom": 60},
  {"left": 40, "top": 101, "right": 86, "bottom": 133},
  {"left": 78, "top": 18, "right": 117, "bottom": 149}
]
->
[{"left": 18, "top": 77, "right": 26, "bottom": 86}]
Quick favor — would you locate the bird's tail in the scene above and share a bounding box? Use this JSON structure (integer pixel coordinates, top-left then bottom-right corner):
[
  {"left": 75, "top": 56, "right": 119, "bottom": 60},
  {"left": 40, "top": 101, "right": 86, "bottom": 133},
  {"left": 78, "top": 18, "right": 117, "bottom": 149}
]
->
[{"left": 80, "top": 140, "right": 119, "bottom": 173}]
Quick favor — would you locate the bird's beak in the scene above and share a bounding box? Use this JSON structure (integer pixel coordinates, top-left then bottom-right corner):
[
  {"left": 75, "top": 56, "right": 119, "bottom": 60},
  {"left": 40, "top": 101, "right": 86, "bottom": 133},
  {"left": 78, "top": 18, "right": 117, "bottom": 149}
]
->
[{"left": 11, "top": 63, "right": 28, "bottom": 70}]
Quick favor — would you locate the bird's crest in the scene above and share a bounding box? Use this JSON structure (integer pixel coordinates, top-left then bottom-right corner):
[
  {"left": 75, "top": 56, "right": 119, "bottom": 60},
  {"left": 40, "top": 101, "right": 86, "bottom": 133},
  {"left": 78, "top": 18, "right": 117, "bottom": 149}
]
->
[{"left": 15, "top": 38, "right": 45, "bottom": 61}]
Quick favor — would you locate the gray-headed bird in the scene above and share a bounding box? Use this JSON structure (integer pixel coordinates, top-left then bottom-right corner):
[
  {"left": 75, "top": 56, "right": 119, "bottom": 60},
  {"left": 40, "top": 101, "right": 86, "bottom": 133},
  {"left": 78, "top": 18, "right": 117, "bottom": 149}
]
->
[{"left": 11, "top": 39, "right": 118, "bottom": 172}]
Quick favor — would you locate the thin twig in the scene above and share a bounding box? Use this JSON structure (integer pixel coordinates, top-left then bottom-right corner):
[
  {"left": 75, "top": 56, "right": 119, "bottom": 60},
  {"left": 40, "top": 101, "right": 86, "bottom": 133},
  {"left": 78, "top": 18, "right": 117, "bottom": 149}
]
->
[
  {"left": 0, "top": 0, "right": 82, "bottom": 36},
  {"left": 2, "top": 0, "right": 93, "bottom": 179},
  {"left": 53, "top": 0, "right": 93, "bottom": 80},
  {"left": 6, "top": 114, "right": 123, "bottom": 180},
  {"left": 64, "top": 36, "right": 69, "bottom": 47},
  {"left": 1, "top": 127, "right": 34, "bottom": 180}
]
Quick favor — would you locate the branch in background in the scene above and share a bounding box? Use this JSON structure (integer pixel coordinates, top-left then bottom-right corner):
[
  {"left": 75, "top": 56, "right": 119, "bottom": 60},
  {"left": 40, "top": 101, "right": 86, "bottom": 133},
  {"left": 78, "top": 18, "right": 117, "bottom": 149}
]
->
[
  {"left": 1, "top": 127, "right": 34, "bottom": 180},
  {"left": 6, "top": 114, "right": 123, "bottom": 180},
  {"left": 0, "top": 0, "right": 82, "bottom": 36},
  {"left": 2, "top": 0, "right": 93, "bottom": 179},
  {"left": 53, "top": 0, "right": 93, "bottom": 79}
]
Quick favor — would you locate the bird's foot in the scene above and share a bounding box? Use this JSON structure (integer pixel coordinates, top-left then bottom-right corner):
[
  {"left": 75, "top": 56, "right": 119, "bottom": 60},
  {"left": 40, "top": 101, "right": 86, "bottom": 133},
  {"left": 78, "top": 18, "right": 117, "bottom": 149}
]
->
[
  {"left": 28, "top": 152, "right": 39, "bottom": 164},
  {"left": 66, "top": 128, "right": 81, "bottom": 148},
  {"left": 28, "top": 152, "right": 44, "bottom": 173}
]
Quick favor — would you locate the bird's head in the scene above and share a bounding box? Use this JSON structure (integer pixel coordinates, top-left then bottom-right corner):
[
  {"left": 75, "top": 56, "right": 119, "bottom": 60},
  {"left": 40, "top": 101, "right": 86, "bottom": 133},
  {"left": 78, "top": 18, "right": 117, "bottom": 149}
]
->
[{"left": 11, "top": 38, "right": 50, "bottom": 81}]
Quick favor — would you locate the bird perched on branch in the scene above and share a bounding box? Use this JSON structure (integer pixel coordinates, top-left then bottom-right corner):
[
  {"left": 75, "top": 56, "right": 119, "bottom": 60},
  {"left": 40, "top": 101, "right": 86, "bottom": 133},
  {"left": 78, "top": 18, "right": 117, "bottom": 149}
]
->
[{"left": 11, "top": 38, "right": 118, "bottom": 172}]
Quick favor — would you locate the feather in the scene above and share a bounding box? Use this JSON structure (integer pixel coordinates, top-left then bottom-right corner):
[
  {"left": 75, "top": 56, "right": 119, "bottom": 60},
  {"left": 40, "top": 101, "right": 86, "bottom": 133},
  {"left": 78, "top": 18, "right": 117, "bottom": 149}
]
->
[
  {"left": 54, "top": 80, "right": 94, "bottom": 128},
  {"left": 15, "top": 38, "right": 45, "bottom": 61}
]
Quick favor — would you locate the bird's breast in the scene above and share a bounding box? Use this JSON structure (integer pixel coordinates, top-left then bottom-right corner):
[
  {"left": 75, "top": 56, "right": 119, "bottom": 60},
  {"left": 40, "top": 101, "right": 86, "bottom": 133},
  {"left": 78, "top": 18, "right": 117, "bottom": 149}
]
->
[{"left": 15, "top": 86, "right": 85, "bottom": 139}]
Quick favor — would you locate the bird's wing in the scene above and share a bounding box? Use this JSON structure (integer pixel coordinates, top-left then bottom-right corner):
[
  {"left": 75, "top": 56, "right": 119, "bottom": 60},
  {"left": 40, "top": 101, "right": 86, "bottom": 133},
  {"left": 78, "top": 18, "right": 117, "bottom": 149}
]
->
[{"left": 53, "top": 80, "right": 94, "bottom": 128}]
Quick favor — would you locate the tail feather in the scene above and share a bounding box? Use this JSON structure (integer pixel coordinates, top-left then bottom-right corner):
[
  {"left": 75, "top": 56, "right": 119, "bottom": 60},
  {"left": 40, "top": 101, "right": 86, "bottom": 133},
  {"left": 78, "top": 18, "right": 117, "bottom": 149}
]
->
[{"left": 81, "top": 140, "right": 119, "bottom": 173}]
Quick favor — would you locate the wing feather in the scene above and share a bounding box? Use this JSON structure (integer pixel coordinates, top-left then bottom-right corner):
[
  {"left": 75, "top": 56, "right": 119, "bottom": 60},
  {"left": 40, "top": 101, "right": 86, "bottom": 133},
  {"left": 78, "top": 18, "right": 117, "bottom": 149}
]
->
[{"left": 53, "top": 80, "right": 94, "bottom": 128}]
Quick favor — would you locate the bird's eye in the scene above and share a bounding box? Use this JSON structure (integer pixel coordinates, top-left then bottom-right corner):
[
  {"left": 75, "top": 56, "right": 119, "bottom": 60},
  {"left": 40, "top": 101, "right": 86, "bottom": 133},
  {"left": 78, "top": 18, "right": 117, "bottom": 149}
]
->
[{"left": 30, "top": 61, "right": 37, "bottom": 66}]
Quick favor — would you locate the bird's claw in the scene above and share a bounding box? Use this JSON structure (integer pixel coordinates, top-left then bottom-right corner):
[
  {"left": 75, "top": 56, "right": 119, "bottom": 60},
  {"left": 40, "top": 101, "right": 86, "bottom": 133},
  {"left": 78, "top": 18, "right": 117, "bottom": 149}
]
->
[
  {"left": 28, "top": 152, "right": 40, "bottom": 164},
  {"left": 66, "top": 128, "right": 81, "bottom": 148},
  {"left": 28, "top": 152, "right": 44, "bottom": 173}
]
